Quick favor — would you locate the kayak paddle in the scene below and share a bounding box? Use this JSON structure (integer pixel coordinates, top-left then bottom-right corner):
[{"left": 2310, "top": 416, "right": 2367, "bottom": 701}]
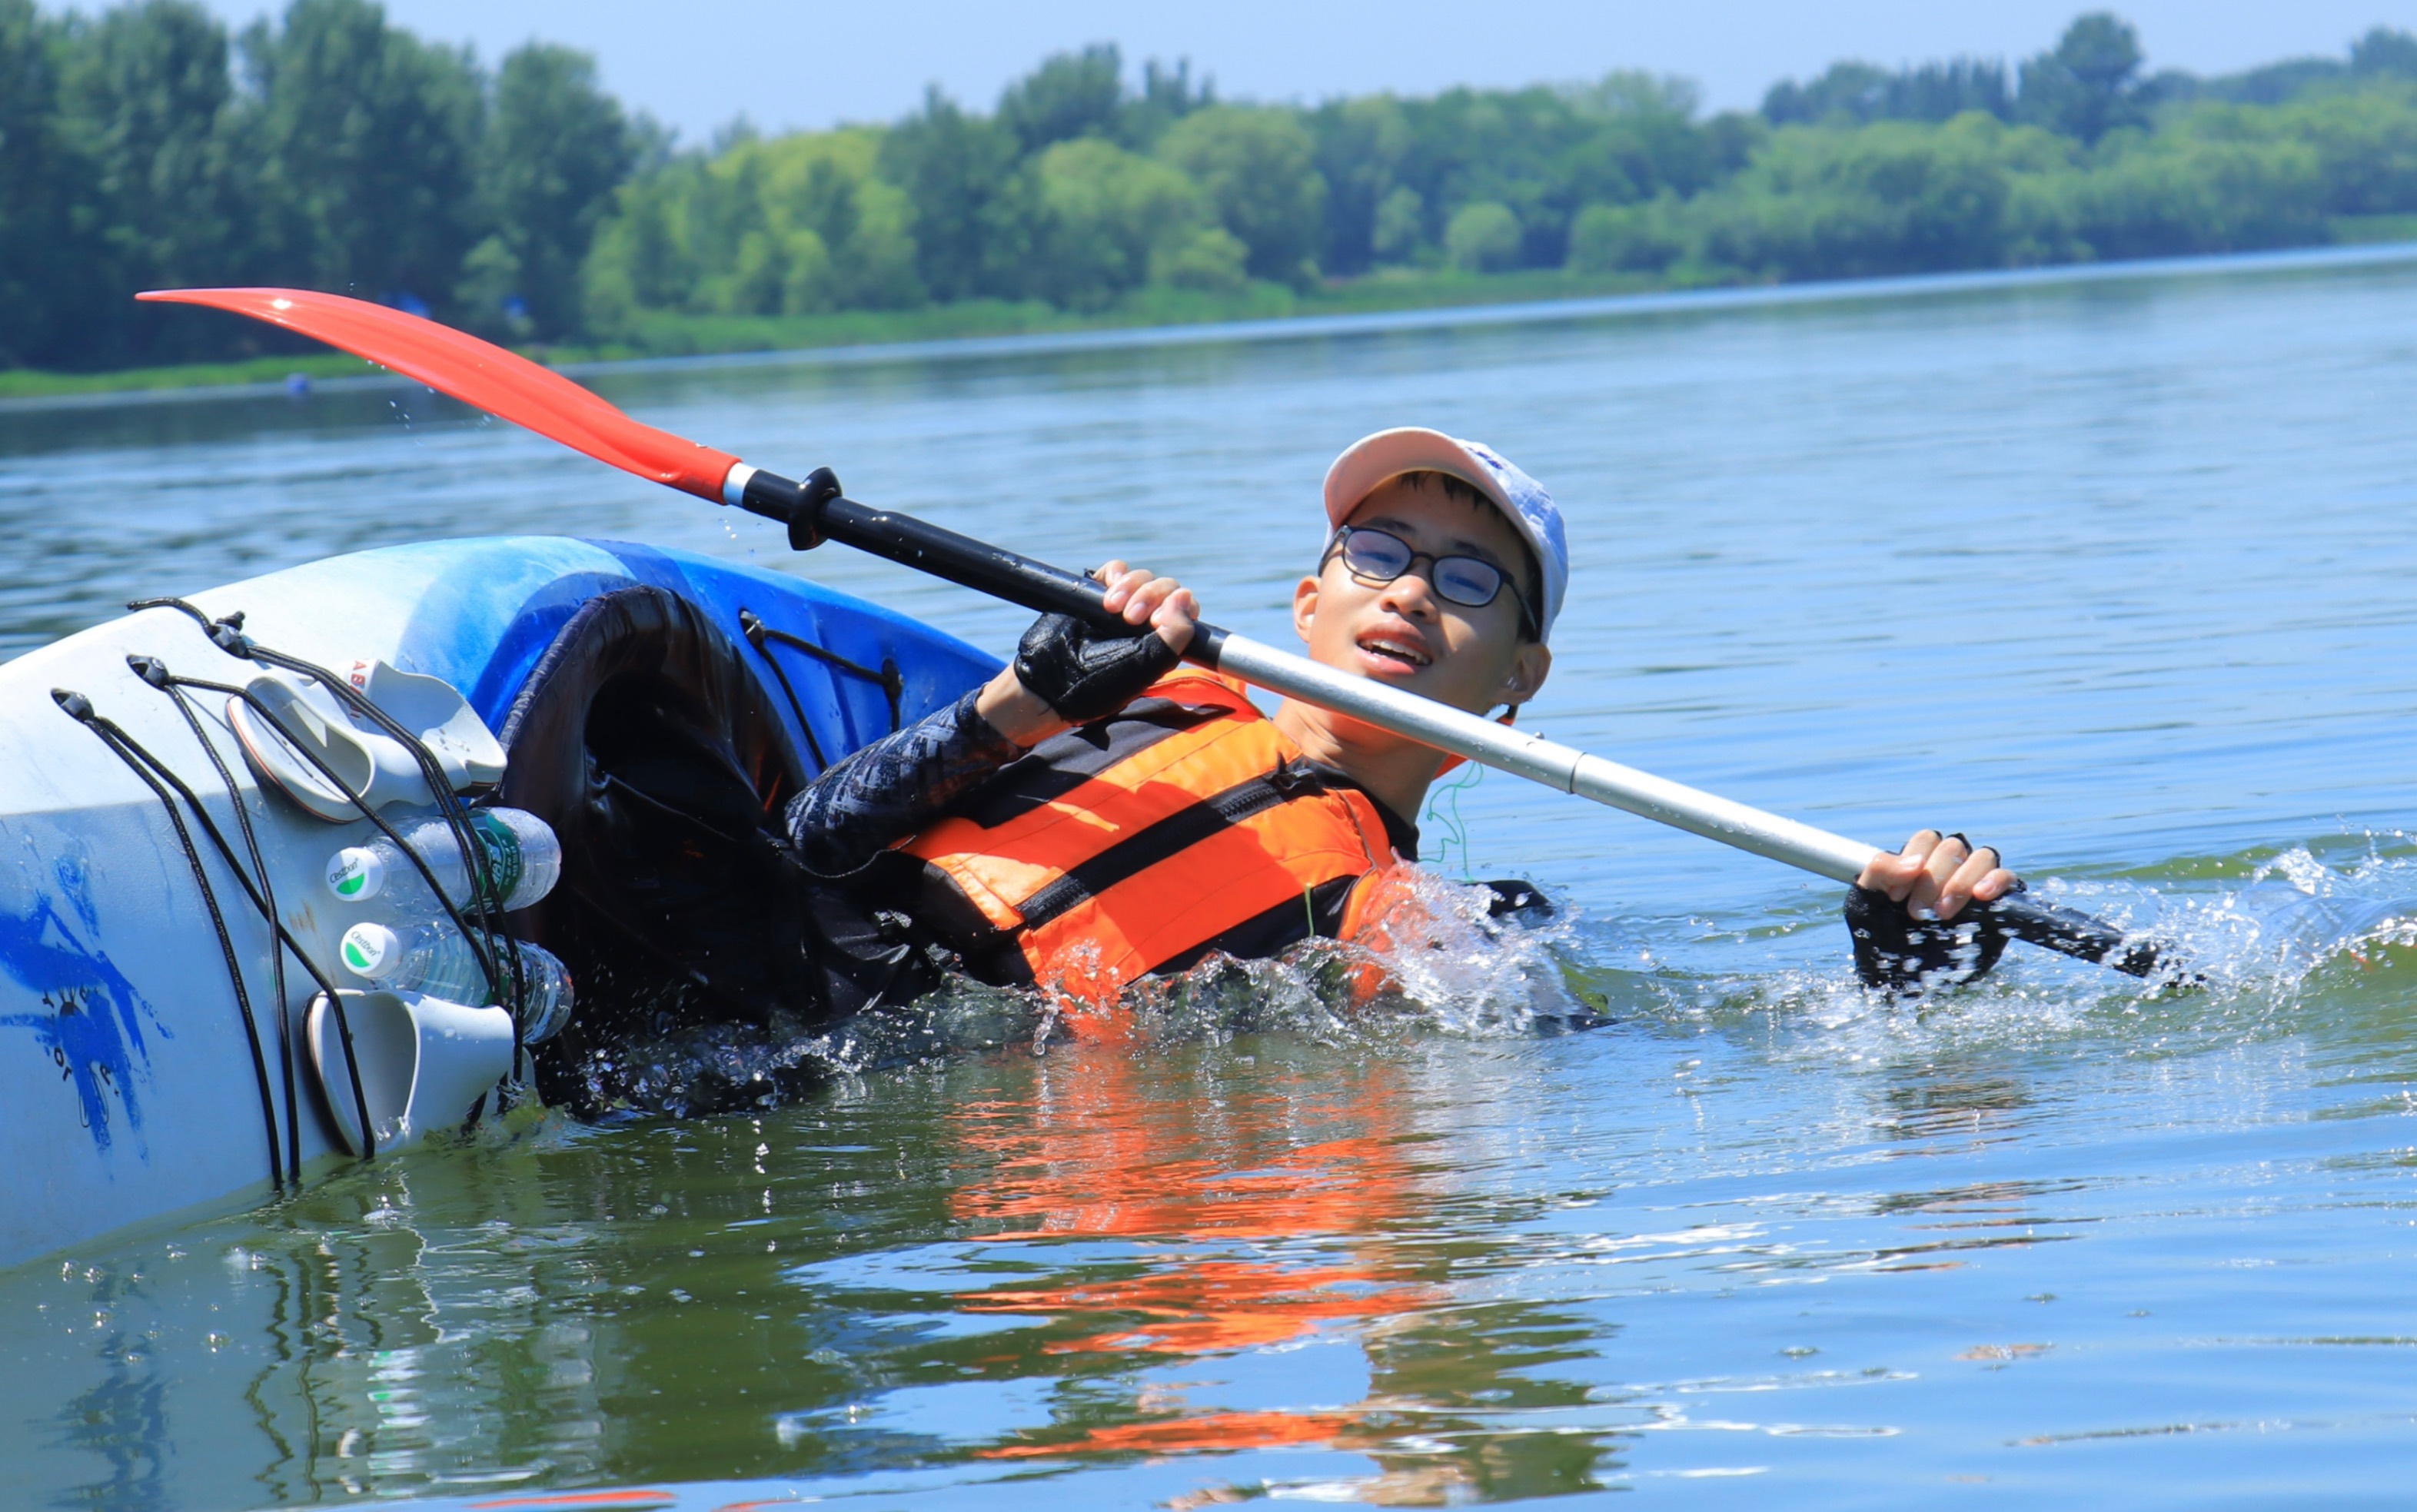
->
[{"left": 138, "top": 287, "right": 2165, "bottom": 980}]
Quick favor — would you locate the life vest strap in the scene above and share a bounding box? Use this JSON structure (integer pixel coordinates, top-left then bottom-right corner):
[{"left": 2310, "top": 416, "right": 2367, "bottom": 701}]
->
[{"left": 1017, "top": 766, "right": 1317, "bottom": 932}]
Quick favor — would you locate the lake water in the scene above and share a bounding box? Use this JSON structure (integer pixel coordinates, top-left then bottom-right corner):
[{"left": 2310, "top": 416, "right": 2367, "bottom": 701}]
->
[{"left": 5, "top": 248, "right": 2417, "bottom": 1509}]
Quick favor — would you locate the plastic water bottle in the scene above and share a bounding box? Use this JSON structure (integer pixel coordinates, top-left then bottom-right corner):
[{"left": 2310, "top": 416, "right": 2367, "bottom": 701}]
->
[
  {"left": 337, "top": 921, "right": 577, "bottom": 1044},
  {"left": 325, "top": 808, "right": 561, "bottom": 913}
]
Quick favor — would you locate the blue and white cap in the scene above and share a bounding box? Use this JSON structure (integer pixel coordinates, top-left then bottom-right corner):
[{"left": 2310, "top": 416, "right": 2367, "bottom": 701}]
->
[{"left": 1322, "top": 427, "right": 1569, "bottom": 641}]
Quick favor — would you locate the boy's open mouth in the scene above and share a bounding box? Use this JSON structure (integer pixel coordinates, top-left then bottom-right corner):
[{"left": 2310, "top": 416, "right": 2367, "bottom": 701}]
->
[{"left": 1357, "top": 633, "right": 1432, "bottom": 669}]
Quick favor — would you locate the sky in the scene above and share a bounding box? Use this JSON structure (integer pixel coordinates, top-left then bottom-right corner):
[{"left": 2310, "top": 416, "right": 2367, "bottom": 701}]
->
[{"left": 186, "top": 0, "right": 2417, "bottom": 142}]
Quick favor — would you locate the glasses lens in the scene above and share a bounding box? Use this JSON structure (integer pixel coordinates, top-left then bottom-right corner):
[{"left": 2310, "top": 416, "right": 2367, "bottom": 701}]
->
[
  {"left": 1338, "top": 529, "right": 1413, "bottom": 579},
  {"left": 1431, "top": 555, "right": 1505, "bottom": 608}
]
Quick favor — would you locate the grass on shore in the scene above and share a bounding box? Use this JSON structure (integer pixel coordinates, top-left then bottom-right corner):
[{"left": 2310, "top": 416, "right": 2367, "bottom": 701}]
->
[
  {"left": 0, "top": 349, "right": 387, "bottom": 401},
  {"left": 546, "top": 266, "right": 1684, "bottom": 364},
  {"left": 2329, "top": 212, "right": 2417, "bottom": 244},
  {"left": 0, "top": 267, "right": 1687, "bottom": 401},
  {"left": 6, "top": 236, "right": 2412, "bottom": 401}
]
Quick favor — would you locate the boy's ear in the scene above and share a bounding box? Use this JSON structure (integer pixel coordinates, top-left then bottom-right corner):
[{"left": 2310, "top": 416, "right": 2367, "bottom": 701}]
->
[
  {"left": 1502, "top": 641, "right": 1552, "bottom": 706},
  {"left": 1291, "top": 575, "right": 1322, "bottom": 643}
]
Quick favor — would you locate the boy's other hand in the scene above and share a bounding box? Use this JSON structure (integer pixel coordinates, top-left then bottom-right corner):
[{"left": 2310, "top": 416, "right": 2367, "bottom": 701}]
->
[{"left": 1855, "top": 829, "right": 2017, "bottom": 922}]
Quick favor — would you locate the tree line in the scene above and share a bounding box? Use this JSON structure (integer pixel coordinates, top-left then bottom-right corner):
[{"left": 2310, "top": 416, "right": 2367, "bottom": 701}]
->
[
  {"left": 7, "top": 2, "right": 2417, "bottom": 372},
  {"left": 0, "top": 0, "right": 637, "bottom": 368}
]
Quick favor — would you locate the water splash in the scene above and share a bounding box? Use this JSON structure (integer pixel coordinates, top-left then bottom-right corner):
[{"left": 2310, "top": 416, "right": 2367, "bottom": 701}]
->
[
  {"left": 557, "top": 872, "right": 1591, "bottom": 1118},
  {"left": 1589, "top": 830, "right": 2417, "bottom": 1074},
  {"left": 547, "top": 834, "right": 2417, "bottom": 1120}
]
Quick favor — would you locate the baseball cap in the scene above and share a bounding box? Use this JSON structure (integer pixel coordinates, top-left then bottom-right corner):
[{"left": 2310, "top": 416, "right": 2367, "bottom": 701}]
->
[{"left": 1322, "top": 427, "right": 1569, "bottom": 641}]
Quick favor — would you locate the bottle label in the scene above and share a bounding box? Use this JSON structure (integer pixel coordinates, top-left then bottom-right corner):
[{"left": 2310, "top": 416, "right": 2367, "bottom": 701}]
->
[{"left": 469, "top": 812, "right": 525, "bottom": 904}]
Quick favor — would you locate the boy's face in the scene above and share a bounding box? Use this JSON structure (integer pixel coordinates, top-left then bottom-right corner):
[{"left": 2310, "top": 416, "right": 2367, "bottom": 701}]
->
[{"left": 1292, "top": 477, "right": 1553, "bottom": 717}]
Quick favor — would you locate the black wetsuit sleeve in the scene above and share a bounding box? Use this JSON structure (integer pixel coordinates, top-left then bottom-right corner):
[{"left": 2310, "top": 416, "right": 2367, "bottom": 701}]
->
[{"left": 784, "top": 688, "right": 1024, "bottom": 876}]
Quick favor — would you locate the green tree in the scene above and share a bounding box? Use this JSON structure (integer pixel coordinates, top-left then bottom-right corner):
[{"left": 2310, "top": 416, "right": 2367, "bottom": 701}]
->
[
  {"left": 1398, "top": 86, "right": 1604, "bottom": 264},
  {"left": 1312, "top": 73, "right": 1730, "bottom": 273},
  {"left": 467, "top": 42, "right": 633, "bottom": 338},
  {"left": 56, "top": 0, "right": 253, "bottom": 337},
  {"left": 1121, "top": 57, "right": 1212, "bottom": 147},
  {"left": 29, "top": 10, "right": 2417, "bottom": 376},
  {"left": 1571, "top": 73, "right": 1734, "bottom": 200},
  {"left": 879, "top": 87, "right": 1026, "bottom": 301},
  {"left": 1156, "top": 105, "right": 1326, "bottom": 282},
  {"left": 2352, "top": 27, "right": 2417, "bottom": 80},
  {"left": 998, "top": 43, "right": 1123, "bottom": 154},
  {"left": 1763, "top": 61, "right": 1889, "bottom": 125},
  {"left": 583, "top": 127, "right": 921, "bottom": 326},
  {"left": 1306, "top": 93, "right": 1415, "bottom": 273},
  {"left": 1371, "top": 185, "right": 1425, "bottom": 263},
  {"left": 1691, "top": 115, "right": 2049, "bottom": 279},
  {"left": 2058, "top": 128, "right": 2326, "bottom": 257},
  {"left": 1026, "top": 135, "right": 1224, "bottom": 307},
  {"left": 2020, "top": 12, "right": 2146, "bottom": 144},
  {"left": 243, "top": 0, "right": 485, "bottom": 308},
  {"left": 1567, "top": 195, "right": 1685, "bottom": 273},
  {"left": 580, "top": 158, "right": 705, "bottom": 325},
  {"left": 2166, "top": 58, "right": 2346, "bottom": 109},
  {"left": 0, "top": 0, "right": 103, "bottom": 367},
  {"left": 1764, "top": 58, "right": 2011, "bottom": 125},
  {"left": 1444, "top": 200, "right": 1520, "bottom": 271},
  {"left": 745, "top": 129, "right": 923, "bottom": 310},
  {"left": 2284, "top": 87, "right": 2417, "bottom": 214}
]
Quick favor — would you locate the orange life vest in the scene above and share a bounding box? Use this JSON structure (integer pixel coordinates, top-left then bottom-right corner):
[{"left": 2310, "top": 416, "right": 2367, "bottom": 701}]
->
[{"left": 899, "top": 669, "right": 1405, "bottom": 1002}]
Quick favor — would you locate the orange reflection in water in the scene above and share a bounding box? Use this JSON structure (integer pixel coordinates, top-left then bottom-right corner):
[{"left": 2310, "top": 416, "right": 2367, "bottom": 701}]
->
[
  {"left": 951, "top": 1054, "right": 1439, "bottom": 1461},
  {"left": 978, "top": 1409, "right": 1368, "bottom": 1460},
  {"left": 964, "top": 1258, "right": 1428, "bottom": 1356}
]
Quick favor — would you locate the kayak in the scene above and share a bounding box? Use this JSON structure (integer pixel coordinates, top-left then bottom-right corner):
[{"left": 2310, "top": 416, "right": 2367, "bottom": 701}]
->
[{"left": 0, "top": 537, "right": 996, "bottom": 1271}]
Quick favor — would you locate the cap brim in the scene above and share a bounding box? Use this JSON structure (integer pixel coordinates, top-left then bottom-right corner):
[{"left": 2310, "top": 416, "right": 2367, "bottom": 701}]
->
[{"left": 1323, "top": 427, "right": 1515, "bottom": 530}]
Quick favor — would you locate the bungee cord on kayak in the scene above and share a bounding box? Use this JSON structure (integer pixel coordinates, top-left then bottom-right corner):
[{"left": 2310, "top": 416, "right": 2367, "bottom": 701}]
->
[
  {"left": 50, "top": 690, "right": 294, "bottom": 1183},
  {"left": 131, "top": 655, "right": 301, "bottom": 1181},
  {"left": 42, "top": 593, "right": 597, "bottom": 1172},
  {"left": 138, "top": 599, "right": 535, "bottom": 1035},
  {"left": 738, "top": 606, "right": 908, "bottom": 772}
]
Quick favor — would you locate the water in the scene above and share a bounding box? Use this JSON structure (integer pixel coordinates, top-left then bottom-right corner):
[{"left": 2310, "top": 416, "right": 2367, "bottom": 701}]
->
[{"left": 6, "top": 248, "right": 2417, "bottom": 1507}]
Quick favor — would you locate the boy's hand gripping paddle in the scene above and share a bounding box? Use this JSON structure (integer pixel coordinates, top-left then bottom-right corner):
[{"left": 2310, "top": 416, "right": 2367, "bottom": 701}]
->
[{"left": 139, "top": 286, "right": 2166, "bottom": 979}]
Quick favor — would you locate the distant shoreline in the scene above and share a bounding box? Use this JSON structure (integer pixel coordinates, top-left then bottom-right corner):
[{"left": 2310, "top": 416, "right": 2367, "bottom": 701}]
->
[{"left": 8, "top": 241, "right": 2415, "bottom": 414}]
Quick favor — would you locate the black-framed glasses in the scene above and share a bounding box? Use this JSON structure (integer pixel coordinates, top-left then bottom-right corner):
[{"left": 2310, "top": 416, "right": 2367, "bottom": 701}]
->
[{"left": 1324, "top": 526, "right": 1539, "bottom": 639}]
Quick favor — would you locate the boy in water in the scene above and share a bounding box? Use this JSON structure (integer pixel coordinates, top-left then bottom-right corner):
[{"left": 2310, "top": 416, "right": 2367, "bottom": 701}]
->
[{"left": 786, "top": 428, "right": 2016, "bottom": 1008}]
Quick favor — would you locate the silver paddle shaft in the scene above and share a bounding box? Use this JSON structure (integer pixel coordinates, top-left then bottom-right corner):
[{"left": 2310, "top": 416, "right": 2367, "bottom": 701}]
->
[
  {"left": 736, "top": 469, "right": 2158, "bottom": 977},
  {"left": 1215, "top": 633, "right": 1881, "bottom": 884}
]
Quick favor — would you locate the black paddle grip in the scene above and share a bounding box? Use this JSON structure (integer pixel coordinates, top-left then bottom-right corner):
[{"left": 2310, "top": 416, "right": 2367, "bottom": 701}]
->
[
  {"left": 1980, "top": 890, "right": 2164, "bottom": 978},
  {"left": 739, "top": 467, "right": 1229, "bottom": 666}
]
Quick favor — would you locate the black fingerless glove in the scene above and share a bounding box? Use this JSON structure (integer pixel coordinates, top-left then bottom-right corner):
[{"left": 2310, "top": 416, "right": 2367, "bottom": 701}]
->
[
  {"left": 1014, "top": 610, "right": 1182, "bottom": 726},
  {"left": 1844, "top": 882, "right": 2018, "bottom": 992}
]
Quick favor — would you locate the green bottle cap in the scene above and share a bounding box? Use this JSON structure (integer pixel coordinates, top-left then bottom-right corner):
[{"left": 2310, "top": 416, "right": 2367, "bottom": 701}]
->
[{"left": 326, "top": 846, "right": 386, "bottom": 901}]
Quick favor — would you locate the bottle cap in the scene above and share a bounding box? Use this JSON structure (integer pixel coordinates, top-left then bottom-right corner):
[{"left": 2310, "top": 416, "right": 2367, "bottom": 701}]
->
[
  {"left": 339, "top": 922, "right": 401, "bottom": 979},
  {"left": 326, "top": 846, "right": 387, "bottom": 902}
]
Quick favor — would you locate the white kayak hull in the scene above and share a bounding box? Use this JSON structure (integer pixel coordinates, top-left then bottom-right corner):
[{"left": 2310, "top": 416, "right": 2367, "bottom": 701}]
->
[{"left": 0, "top": 536, "right": 996, "bottom": 1271}]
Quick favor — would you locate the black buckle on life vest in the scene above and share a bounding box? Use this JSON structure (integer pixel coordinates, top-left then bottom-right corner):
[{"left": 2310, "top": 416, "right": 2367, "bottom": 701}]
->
[{"left": 1268, "top": 759, "right": 1325, "bottom": 797}]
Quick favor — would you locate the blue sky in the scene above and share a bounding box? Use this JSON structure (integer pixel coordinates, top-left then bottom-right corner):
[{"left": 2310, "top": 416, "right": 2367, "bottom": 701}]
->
[{"left": 191, "top": 0, "right": 2417, "bottom": 141}]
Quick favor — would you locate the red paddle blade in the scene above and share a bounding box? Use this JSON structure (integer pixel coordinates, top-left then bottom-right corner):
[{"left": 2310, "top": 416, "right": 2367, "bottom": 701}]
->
[{"left": 138, "top": 287, "right": 740, "bottom": 500}]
